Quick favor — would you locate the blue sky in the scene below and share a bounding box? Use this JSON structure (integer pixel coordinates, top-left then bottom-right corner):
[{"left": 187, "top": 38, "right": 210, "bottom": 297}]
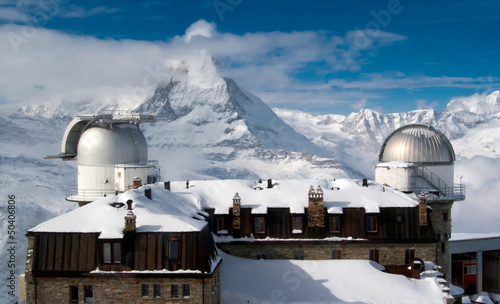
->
[{"left": 0, "top": 0, "right": 499, "bottom": 115}]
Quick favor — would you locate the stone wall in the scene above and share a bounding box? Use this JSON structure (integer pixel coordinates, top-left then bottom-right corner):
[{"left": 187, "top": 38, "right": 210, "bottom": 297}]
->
[
  {"left": 218, "top": 241, "right": 437, "bottom": 266},
  {"left": 307, "top": 186, "right": 325, "bottom": 228},
  {"left": 428, "top": 200, "right": 453, "bottom": 280},
  {"left": 26, "top": 271, "right": 220, "bottom": 304}
]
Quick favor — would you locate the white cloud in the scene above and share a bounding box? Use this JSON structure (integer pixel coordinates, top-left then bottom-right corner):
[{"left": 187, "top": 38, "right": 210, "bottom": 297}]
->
[
  {"left": 0, "top": 1, "right": 120, "bottom": 26},
  {"left": 0, "top": 21, "right": 408, "bottom": 111},
  {"left": 0, "top": 6, "right": 29, "bottom": 22},
  {"left": 415, "top": 99, "right": 438, "bottom": 110},
  {"left": 453, "top": 156, "right": 500, "bottom": 233},
  {"left": 328, "top": 73, "right": 500, "bottom": 90},
  {"left": 59, "top": 5, "right": 120, "bottom": 19},
  {"left": 183, "top": 19, "right": 216, "bottom": 43}
]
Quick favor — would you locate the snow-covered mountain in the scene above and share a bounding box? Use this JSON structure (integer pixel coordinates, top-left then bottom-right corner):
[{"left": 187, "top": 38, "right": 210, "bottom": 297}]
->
[
  {"left": 133, "top": 56, "right": 353, "bottom": 181},
  {"left": 1, "top": 54, "right": 500, "bottom": 303},
  {"left": 274, "top": 90, "right": 500, "bottom": 236}
]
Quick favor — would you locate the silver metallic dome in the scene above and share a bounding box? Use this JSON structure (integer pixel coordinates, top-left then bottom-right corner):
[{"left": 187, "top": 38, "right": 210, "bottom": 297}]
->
[
  {"left": 77, "top": 124, "right": 148, "bottom": 166},
  {"left": 379, "top": 124, "right": 455, "bottom": 164}
]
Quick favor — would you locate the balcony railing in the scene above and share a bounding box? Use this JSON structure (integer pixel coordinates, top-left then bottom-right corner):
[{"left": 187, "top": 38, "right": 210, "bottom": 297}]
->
[
  {"left": 66, "top": 187, "right": 117, "bottom": 203},
  {"left": 412, "top": 167, "right": 465, "bottom": 202}
]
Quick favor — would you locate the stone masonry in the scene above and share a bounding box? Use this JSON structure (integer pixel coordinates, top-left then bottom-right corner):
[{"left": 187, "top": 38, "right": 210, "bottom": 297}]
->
[
  {"left": 218, "top": 241, "right": 437, "bottom": 265},
  {"left": 26, "top": 274, "right": 220, "bottom": 304},
  {"left": 307, "top": 186, "right": 325, "bottom": 228}
]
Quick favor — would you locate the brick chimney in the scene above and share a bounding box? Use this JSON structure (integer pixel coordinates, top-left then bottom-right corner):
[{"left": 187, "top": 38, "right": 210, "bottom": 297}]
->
[
  {"left": 418, "top": 193, "right": 428, "bottom": 226},
  {"left": 124, "top": 200, "right": 136, "bottom": 232},
  {"left": 133, "top": 177, "right": 142, "bottom": 189},
  {"left": 232, "top": 193, "right": 241, "bottom": 229},
  {"left": 308, "top": 185, "right": 325, "bottom": 228}
]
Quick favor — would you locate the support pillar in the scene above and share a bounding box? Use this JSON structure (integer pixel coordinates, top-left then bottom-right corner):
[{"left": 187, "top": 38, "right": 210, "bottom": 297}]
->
[{"left": 477, "top": 249, "right": 483, "bottom": 294}]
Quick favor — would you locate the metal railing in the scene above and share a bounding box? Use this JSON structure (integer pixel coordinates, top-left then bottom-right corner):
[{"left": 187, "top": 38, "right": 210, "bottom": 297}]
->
[
  {"left": 412, "top": 167, "right": 465, "bottom": 201},
  {"left": 66, "top": 187, "right": 117, "bottom": 203}
]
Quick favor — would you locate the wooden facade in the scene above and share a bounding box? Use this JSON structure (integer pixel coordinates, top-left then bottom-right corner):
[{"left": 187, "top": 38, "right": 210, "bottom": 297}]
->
[
  {"left": 30, "top": 225, "right": 218, "bottom": 275},
  {"left": 206, "top": 205, "right": 436, "bottom": 241}
]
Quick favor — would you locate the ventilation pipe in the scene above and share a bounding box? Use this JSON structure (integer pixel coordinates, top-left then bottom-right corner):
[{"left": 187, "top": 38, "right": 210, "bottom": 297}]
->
[{"left": 144, "top": 188, "right": 152, "bottom": 200}]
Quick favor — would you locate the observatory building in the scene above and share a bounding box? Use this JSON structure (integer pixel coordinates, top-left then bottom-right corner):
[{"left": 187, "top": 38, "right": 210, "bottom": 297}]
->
[
  {"left": 46, "top": 112, "right": 161, "bottom": 205},
  {"left": 375, "top": 123, "right": 465, "bottom": 280}
]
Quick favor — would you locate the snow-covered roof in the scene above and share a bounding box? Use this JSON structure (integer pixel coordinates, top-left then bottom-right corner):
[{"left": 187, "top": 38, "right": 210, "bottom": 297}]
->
[
  {"left": 450, "top": 232, "right": 500, "bottom": 242},
  {"left": 29, "top": 183, "right": 208, "bottom": 239},
  {"left": 170, "top": 178, "right": 418, "bottom": 214},
  {"left": 29, "top": 178, "right": 419, "bottom": 237}
]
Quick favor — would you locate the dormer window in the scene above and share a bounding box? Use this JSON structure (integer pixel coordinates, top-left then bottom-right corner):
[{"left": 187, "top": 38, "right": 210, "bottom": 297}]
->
[
  {"left": 255, "top": 217, "right": 265, "bottom": 233},
  {"left": 367, "top": 215, "right": 378, "bottom": 233},
  {"left": 102, "top": 241, "right": 121, "bottom": 264},
  {"left": 168, "top": 240, "right": 179, "bottom": 261},
  {"left": 329, "top": 216, "right": 340, "bottom": 233},
  {"left": 292, "top": 216, "right": 302, "bottom": 232}
]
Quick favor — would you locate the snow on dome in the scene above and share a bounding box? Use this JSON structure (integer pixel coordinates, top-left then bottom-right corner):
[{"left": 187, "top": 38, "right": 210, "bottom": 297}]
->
[
  {"left": 379, "top": 124, "right": 455, "bottom": 164},
  {"left": 77, "top": 124, "right": 148, "bottom": 166}
]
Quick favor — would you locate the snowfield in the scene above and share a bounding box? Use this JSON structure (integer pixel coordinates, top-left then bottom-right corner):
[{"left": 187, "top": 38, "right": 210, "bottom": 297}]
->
[{"left": 220, "top": 251, "right": 447, "bottom": 304}]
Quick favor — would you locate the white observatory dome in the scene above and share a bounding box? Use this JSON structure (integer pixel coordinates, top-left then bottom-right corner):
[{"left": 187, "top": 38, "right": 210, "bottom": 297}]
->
[
  {"left": 77, "top": 124, "right": 148, "bottom": 166},
  {"left": 379, "top": 124, "right": 455, "bottom": 165}
]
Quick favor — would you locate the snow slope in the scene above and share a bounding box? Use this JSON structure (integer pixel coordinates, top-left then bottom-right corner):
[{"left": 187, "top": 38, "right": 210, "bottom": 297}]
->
[{"left": 220, "top": 251, "right": 447, "bottom": 304}]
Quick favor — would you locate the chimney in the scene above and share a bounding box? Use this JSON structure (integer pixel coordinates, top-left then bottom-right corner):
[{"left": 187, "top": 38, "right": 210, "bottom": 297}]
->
[
  {"left": 307, "top": 185, "right": 325, "bottom": 228},
  {"left": 267, "top": 179, "right": 273, "bottom": 189},
  {"left": 144, "top": 188, "right": 152, "bottom": 200},
  {"left": 418, "top": 193, "right": 428, "bottom": 226},
  {"left": 362, "top": 178, "right": 368, "bottom": 187},
  {"left": 164, "top": 181, "right": 171, "bottom": 191},
  {"left": 124, "top": 200, "right": 136, "bottom": 232},
  {"left": 133, "top": 177, "right": 142, "bottom": 189},
  {"left": 232, "top": 193, "right": 241, "bottom": 229},
  {"left": 126, "top": 199, "right": 133, "bottom": 210}
]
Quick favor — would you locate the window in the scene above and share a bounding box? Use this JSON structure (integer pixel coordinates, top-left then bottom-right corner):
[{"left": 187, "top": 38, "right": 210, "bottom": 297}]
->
[
  {"left": 102, "top": 242, "right": 121, "bottom": 264},
  {"left": 464, "top": 264, "right": 476, "bottom": 275},
  {"left": 292, "top": 216, "right": 302, "bottom": 231},
  {"left": 329, "top": 216, "right": 340, "bottom": 233},
  {"left": 442, "top": 212, "right": 449, "bottom": 221},
  {"left": 168, "top": 240, "right": 179, "bottom": 261},
  {"left": 405, "top": 249, "right": 415, "bottom": 265},
  {"left": 183, "top": 284, "right": 190, "bottom": 298},
  {"left": 113, "top": 243, "right": 121, "bottom": 263},
  {"left": 153, "top": 284, "right": 161, "bottom": 298},
  {"left": 217, "top": 217, "right": 226, "bottom": 232},
  {"left": 367, "top": 215, "right": 378, "bottom": 232},
  {"left": 332, "top": 250, "right": 341, "bottom": 259},
  {"left": 256, "top": 249, "right": 266, "bottom": 260},
  {"left": 369, "top": 249, "right": 379, "bottom": 263},
  {"left": 255, "top": 217, "right": 265, "bottom": 233},
  {"left": 141, "top": 284, "right": 149, "bottom": 297},
  {"left": 84, "top": 285, "right": 93, "bottom": 303},
  {"left": 294, "top": 249, "right": 304, "bottom": 260},
  {"left": 171, "top": 284, "right": 179, "bottom": 298},
  {"left": 69, "top": 285, "right": 78, "bottom": 303}
]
